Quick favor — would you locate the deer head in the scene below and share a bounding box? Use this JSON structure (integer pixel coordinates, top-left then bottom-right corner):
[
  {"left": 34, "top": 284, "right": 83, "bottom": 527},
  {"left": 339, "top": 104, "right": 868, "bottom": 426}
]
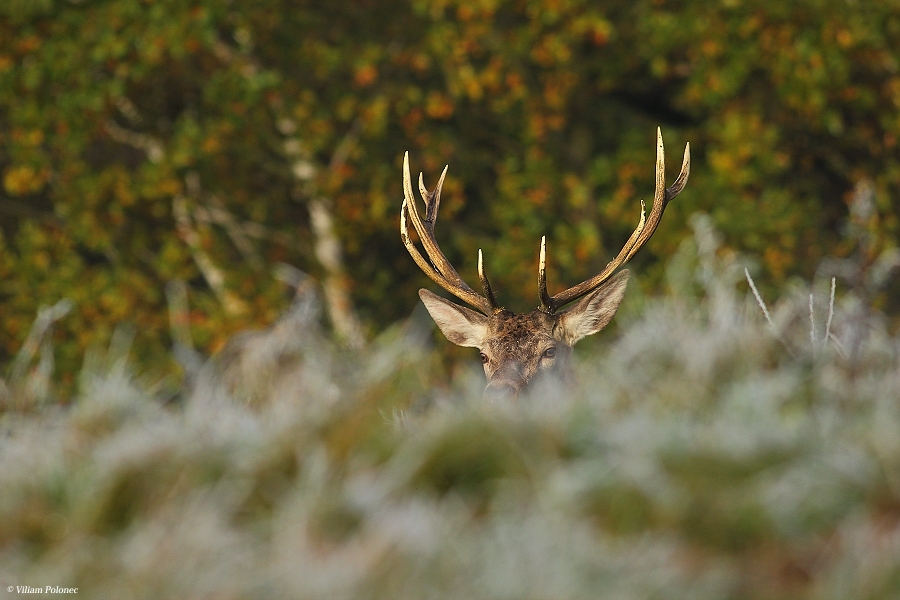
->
[{"left": 401, "top": 128, "right": 690, "bottom": 400}]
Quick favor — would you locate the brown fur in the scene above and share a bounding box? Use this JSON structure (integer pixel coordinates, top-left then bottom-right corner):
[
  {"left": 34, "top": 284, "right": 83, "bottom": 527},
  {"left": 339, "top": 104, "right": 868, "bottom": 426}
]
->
[
  {"left": 479, "top": 309, "right": 574, "bottom": 398},
  {"left": 418, "top": 270, "right": 630, "bottom": 400}
]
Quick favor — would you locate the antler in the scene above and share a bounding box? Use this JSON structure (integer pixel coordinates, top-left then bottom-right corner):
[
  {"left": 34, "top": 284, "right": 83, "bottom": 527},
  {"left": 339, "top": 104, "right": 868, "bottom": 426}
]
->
[
  {"left": 539, "top": 128, "right": 690, "bottom": 313},
  {"left": 400, "top": 152, "right": 500, "bottom": 316}
]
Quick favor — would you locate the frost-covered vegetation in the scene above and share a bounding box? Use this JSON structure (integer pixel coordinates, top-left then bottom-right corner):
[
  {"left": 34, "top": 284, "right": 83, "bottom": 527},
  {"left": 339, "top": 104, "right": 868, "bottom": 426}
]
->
[{"left": 1, "top": 220, "right": 899, "bottom": 599}]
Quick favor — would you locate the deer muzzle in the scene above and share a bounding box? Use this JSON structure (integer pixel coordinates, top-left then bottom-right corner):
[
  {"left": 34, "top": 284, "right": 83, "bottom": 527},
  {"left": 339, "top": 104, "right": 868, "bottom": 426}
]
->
[{"left": 483, "top": 364, "right": 527, "bottom": 401}]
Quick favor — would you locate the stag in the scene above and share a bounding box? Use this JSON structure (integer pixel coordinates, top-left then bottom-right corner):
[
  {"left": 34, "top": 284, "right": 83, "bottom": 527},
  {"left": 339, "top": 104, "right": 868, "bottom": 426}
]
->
[{"left": 401, "top": 128, "right": 689, "bottom": 400}]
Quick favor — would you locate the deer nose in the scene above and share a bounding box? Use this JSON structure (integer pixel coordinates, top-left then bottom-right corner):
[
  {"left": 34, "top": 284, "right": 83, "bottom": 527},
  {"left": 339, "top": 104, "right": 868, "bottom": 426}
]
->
[
  {"left": 484, "top": 363, "right": 526, "bottom": 401},
  {"left": 483, "top": 381, "right": 518, "bottom": 402}
]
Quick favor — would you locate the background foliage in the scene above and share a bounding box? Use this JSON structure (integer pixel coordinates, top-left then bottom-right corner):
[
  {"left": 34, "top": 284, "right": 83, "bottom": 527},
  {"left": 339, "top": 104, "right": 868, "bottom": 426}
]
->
[{"left": 1, "top": 0, "right": 899, "bottom": 381}]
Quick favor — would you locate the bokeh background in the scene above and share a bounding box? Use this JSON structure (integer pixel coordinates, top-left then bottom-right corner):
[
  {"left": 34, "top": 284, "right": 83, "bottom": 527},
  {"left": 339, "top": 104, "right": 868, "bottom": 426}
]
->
[
  {"left": 1, "top": 0, "right": 898, "bottom": 383},
  {"left": 3, "top": 2, "right": 900, "bottom": 597}
]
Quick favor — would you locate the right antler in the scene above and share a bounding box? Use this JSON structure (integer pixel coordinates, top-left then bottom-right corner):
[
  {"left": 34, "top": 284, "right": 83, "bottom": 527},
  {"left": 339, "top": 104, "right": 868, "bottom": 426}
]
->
[
  {"left": 538, "top": 128, "right": 690, "bottom": 313},
  {"left": 400, "top": 152, "right": 500, "bottom": 316}
]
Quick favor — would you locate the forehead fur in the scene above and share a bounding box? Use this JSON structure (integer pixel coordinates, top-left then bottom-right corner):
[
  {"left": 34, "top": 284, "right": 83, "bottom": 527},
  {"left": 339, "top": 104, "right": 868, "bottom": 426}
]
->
[{"left": 485, "top": 309, "right": 560, "bottom": 355}]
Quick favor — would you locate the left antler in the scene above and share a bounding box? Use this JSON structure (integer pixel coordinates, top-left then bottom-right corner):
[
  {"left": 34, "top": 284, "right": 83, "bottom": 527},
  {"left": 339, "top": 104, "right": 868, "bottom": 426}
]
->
[{"left": 539, "top": 127, "right": 690, "bottom": 313}]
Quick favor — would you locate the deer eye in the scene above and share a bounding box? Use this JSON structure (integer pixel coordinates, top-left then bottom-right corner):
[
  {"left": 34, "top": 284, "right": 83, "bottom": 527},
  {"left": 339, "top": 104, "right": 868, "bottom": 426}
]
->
[
  {"left": 480, "top": 352, "right": 489, "bottom": 364},
  {"left": 543, "top": 347, "right": 557, "bottom": 359}
]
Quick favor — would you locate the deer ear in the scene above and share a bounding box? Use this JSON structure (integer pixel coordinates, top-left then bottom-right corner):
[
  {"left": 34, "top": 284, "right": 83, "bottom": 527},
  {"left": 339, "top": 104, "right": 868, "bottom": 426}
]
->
[
  {"left": 419, "top": 289, "right": 488, "bottom": 348},
  {"left": 557, "top": 270, "right": 629, "bottom": 344}
]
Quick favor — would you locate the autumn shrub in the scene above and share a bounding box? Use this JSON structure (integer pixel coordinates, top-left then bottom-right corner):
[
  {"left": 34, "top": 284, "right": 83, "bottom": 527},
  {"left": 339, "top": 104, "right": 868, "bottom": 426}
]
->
[{"left": 3, "top": 0, "right": 899, "bottom": 379}]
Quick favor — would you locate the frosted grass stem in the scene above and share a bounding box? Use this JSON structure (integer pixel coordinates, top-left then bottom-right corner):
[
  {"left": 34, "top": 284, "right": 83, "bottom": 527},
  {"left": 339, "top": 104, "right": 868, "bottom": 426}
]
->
[
  {"left": 824, "top": 277, "right": 836, "bottom": 350},
  {"left": 745, "top": 268, "right": 797, "bottom": 358},
  {"left": 744, "top": 268, "right": 774, "bottom": 330},
  {"left": 809, "top": 294, "right": 817, "bottom": 348}
]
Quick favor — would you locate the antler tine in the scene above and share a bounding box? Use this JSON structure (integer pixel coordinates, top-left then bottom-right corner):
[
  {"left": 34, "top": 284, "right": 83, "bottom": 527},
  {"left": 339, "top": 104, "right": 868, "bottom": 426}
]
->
[
  {"left": 403, "top": 153, "right": 469, "bottom": 285},
  {"left": 477, "top": 249, "right": 500, "bottom": 310},
  {"left": 418, "top": 167, "right": 447, "bottom": 225},
  {"left": 538, "top": 236, "right": 552, "bottom": 312},
  {"left": 670, "top": 140, "right": 690, "bottom": 195},
  {"left": 401, "top": 198, "right": 443, "bottom": 287},
  {"left": 401, "top": 153, "right": 496, "bottom": 315},
  {"left": 621, "top": 128, "right": 690, "bottom": 263},
  {"left": 544, "top": 128, "right": 690, "bottom": 312}
]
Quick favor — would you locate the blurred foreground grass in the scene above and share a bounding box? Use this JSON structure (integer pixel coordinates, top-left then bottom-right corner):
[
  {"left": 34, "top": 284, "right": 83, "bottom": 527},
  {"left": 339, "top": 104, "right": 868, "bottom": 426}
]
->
[{"left": 1, "top": 218, "right": 899, "bottom": 599}]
